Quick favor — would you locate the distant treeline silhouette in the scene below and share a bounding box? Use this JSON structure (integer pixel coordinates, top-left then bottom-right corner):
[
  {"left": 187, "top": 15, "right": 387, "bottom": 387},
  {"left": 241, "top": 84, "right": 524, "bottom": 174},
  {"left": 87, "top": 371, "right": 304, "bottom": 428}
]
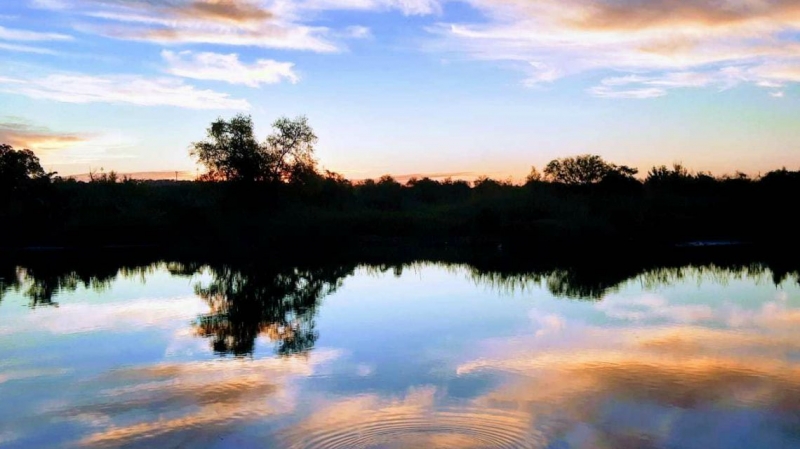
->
[
  {"left": 2, "top": 249, "right": 798, "bottom": 356},
  {"left": 2, "top": 115, "right": 800, "bottom": 250}
]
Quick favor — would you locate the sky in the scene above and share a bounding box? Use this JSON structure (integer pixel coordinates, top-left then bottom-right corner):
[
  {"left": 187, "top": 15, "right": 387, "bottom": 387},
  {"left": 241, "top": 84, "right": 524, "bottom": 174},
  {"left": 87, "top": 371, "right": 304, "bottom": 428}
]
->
[{"left": 1, "top": 0, "right": 800, "bottom": 181}]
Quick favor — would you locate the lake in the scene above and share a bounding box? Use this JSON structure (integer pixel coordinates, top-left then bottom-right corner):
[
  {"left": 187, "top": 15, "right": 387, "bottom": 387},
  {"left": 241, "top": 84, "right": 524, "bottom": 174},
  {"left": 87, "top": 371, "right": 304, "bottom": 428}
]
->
[{"left": 1, "top": 253, "right": 799, "bottom": 448}]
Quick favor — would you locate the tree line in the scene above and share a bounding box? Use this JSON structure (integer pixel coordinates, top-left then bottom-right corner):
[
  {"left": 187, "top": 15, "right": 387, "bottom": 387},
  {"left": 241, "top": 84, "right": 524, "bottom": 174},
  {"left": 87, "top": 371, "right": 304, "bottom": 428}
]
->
[{"left": 2, "top": 115, "right": 800, "bottom": 250}]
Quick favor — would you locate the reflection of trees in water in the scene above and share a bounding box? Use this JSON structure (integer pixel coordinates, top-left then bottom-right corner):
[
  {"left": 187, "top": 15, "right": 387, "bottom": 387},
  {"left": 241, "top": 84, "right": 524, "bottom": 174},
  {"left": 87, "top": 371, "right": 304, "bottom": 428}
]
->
[
  {"left": 0, "top": 256, "right": 355, "bottom": 357},
  {"left": 0, "top": 259, "right": 161, "bottom": 307},
  {"left": 184, "top": 264, "right": 355, "bottom": 357},
  {"left": 1, "top": 252, "right": 798, "bottom": 354},
  {"left": 362, "top": 259, "right": 800, "bottom": 300},
  {"left": 466, "top": 262, "right": 799, "bottom": 300},
  {"left": 0, "top": 262, "right": 16, "bottom": 304}
]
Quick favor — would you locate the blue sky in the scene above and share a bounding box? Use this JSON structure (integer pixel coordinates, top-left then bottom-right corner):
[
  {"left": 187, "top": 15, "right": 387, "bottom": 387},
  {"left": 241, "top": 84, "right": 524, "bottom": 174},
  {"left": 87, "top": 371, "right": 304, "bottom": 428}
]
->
[{"left": 1, "top": 0, "right": 800, "bottom": 180}]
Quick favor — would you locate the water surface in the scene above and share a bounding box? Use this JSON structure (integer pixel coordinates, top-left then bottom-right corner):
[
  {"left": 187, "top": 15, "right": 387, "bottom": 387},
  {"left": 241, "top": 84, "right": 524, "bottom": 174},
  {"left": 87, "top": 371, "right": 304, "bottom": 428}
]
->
[{"left": 1, "top": 257, "right": 799, "bottom": 448}]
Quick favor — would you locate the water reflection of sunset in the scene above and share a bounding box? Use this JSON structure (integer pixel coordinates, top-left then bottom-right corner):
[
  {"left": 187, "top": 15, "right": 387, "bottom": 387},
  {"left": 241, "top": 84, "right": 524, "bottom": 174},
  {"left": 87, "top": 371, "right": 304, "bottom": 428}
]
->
[
  {"left": 1, "top": 259, "right": 799, "bottom": 448},
  {"left": 67, "top": 351, "right": 340, "bottom": 448}
]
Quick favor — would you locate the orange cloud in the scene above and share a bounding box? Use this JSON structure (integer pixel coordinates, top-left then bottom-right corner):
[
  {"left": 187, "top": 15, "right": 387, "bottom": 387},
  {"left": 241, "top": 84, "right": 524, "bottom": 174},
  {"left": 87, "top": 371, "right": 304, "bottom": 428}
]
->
[
  {"left": 278, "top": 386, "right": 533, "bottom": 449},
  {"left": 0, "top": 120, "right": 88, "bottom": 151},
  {"left": 58, "top": 0, "right": 338, "bottom": 52},
  {"left": 456, "top": 315, "right": 800, "bottom": 447},
  {"left": 436, "top": 0, "right": 800, "bottom": 97},
  {"left": 173, "top": 0, "right": 273, "bottom": 23},
  {"left": 59, "top": 351, "right": 340, "bottom": 448},
  {"left": 565, "top": 0, "right": 800, "bottom": 31}
]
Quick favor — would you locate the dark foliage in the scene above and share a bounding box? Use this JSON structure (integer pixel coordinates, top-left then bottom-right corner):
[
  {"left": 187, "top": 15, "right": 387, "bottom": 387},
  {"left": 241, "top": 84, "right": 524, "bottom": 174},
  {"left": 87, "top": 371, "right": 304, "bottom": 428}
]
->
[
  {"left": 190, "top": 114, "right": 317, "bottom": 183},
  {"left": 3, "top": 121, "right": 800, "bottom": 251}
]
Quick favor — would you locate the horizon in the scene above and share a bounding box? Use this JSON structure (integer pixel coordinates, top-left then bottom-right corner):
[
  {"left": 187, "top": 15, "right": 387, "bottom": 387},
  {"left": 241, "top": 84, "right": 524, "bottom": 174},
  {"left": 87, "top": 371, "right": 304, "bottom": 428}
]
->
[
  {"left": 60, "top": 161, "right": 799, "bottom": 184},
  {"left": 2, "top": 1, "right": 800, "bottom": 180}
]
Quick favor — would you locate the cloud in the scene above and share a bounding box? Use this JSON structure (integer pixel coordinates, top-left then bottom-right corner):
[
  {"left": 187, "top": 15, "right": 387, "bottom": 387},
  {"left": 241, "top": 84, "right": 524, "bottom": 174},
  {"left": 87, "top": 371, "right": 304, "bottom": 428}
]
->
[
  {"left": 0, "top": 119, "right": 89, "bottom": 151},
  {"left": 162, "top": 50, "right": 299, "bottom": 87},
  {"left": 39, "top": 0, "right": 339, "bottom": 52},
  {"left": 457, "top": 321, "right": 800, "bottom": 448},
  {"left": 344, "top": 25, "right": 372, "bottom": 39},
  {"left": 35, "top": 0, "right": 446, "bottom": 52},
  {"left": 596, "top": 293, "right": 716, "bottom": 323},
  {"left": 0, "top": 25, "right": 72, "bottom": 42},
  {"left": 0, "top": 118, "right": 139, "bottom": 170},
  {"left": 302, "top": 0, "right": 444, "bottom": 16},
  {"left": 0, "top": 25, "right": 72, "bottom": 54},
  {"left": 55, "top": 350, "right": 341, "bottom": 448},
  {"left": 588, "top": 67, "right": 787, "bottom": 98},
  {"left": 0, "top": 296, "right": 208, "bottom": 335},
  {"left": 589, "top": 85, "right": 666, "bottom": 99},
  {"left": 430, "top": 0, "right": 800, "bottom": 96},
  {"left": 560, "top": 0, "right": 800, "bottom": 31},
  {"left": 279, "top": 386, "right": 532, "bottom": 448},
  {"left": 450, "top": 283, "right": 800, "bottom": 447},
  {"left": 35, "top": 0, "right": 273, "bottom": 23},
  {"left": 161, "top": 0, "right": 274, "bottom": 23},
  {"left": 0, "top": 42, "right": 58, "bottom": 55},
  {"left": 0, "top": 73, "right": 249, "bottom": 110}
]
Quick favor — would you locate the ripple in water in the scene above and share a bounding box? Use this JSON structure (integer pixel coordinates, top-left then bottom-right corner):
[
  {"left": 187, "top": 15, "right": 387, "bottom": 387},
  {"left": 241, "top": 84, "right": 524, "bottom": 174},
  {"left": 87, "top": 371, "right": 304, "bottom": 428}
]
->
[{"left": 282, "top": 406, "right": 535, "bottom": 449}]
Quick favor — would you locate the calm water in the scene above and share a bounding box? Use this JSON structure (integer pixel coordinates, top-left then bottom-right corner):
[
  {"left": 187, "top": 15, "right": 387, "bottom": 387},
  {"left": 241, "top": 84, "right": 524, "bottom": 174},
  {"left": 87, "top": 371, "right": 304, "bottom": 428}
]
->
[{"left": 1, "top": 257, "right": 800, "bottom": 448}]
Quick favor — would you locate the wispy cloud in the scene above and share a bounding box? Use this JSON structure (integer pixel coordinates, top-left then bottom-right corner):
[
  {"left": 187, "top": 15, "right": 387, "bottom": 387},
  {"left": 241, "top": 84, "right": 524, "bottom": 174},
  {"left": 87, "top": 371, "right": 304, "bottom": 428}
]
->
[
  {"left": 0, "top": 117, "right": 140, "bottom": 170},
  {"left": 343, "top": 25, "right": 372, "bottom": 39},
  {"left": 0, "top": 73, "right": 250, "bottom": 110},
  {"left": 0, "top": 24, "right": 72, "bottom": 54},
  {"left": 34, "top": 0, "right": 446, "bottom": 52},
  {"left": 0, "top": 118, "right": 88, "bottom": 150},
  {"left": 64, "top": 350, "right": 340, "bottom": 448},
  {"left": 430, "top": 0, "right": 800, "bottom": 97},
  {"left": 162, "top": 50, "right": 299, "bottom": 87},
  {"left": 0, "top": 25, "right": 72, "bottom": 42},
  {"left": 37, "top": 0, "right": 339, "bottom": 52},
  {"left": 588, "top": 70, "right": 725, "bottom": 98},
  {"left": 0, "top": 42, "right": 59, "bottom": 54},
  {"left": 301, "top": 0, "right": 444, "bottom": 16}
]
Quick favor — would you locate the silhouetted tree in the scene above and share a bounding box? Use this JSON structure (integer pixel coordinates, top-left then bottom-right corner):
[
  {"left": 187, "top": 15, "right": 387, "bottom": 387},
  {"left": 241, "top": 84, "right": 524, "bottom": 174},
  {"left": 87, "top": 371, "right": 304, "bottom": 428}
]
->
[
  {"left": 526, "top": 166, "right": 543, "bottom": 184},
  {"left": 760, "top": 168, "right": 800, "bottom": 190},
  {"left": 264, "top": 116, "right": 318, "bottom": 183},
  {"left": 190, "top": 114, "right": 265, "bottom": 182},
  {"left": 645, "top": 163, "right": 692, "bottom": 187},
  {"left": 190, "top": 114, "right": 318, "bottom": 183},
  {"left": 88, "top": 168, "right": 119, "bottom": 184},
  {"left": 0, "top": 144, "right": 50, "bottom": 193},
  {"left": 544, "top": 154, "right": 636, "bottom": 186}
]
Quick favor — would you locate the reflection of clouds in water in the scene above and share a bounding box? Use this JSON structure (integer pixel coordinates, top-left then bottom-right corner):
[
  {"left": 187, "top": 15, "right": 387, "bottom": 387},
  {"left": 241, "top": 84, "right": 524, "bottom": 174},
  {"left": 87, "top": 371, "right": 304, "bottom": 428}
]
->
[
  {"left": 356, "top": 363, "right": 374, "bottom": 377},
  {"left": 55, "top": 350, "right": 340, "bottom": 448},
  {"left": 530, "top": 312, "right": 566, "bottom": 337},
  {"left": 164, "top": 327, "right": 214, "bottom": 358},
  {"left": 0, "top": 296, "right": 207, "bottom": 335},
  {"left": 597, "top": 293, "right": 715, "bottom": 323},
  {"left": 597, "top": 290, "right": 800, "bottom": 338},
  {"left": 0, "top": 366, "right": 70, "bottom": 385},
  {"left": 0, "top": 431, "right": 18, "bottom": 446},
  {"left": 280, "top": 386, "right": 537, "bottom": 449},
  {"left": 457, "top": 318, "right": 800, "bottom": 448},
  {"left": 724, "top": 295, "right": 800, "bottom": 330}
]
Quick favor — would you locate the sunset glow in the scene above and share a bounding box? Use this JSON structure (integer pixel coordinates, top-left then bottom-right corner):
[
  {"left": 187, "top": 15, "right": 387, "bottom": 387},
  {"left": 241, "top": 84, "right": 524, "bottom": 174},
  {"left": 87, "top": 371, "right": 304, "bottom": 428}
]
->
[{"left": 2, "top": 0, "right": 800, "bottom": 179}]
